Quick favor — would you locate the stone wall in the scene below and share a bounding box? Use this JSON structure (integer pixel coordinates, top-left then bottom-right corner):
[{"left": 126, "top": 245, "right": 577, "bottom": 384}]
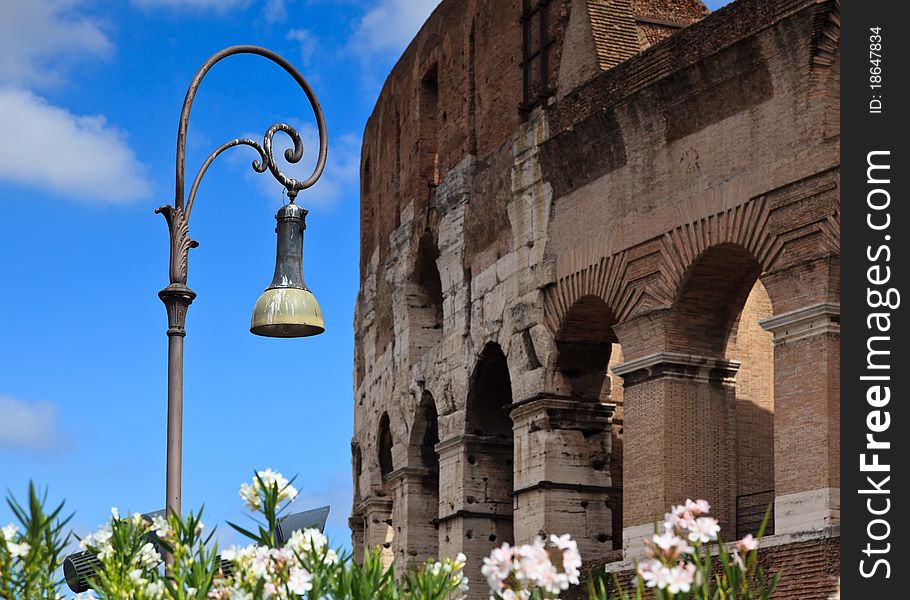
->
[{"left": 352, "top": 0, "right": 840, "bottom": 597}]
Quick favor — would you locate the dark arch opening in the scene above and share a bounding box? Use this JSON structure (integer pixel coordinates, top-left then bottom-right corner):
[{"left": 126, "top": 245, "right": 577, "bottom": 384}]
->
[
  {"left": 465, "top": 343, "right": 513, "bottom": 439},
  {"left": 402, "top": 391, "right": 441, "bottom": 564},
  {"left": 672, "top": 243, "right": 763, "bottom": 356},
  {"left": 671, "top": 243, "right": 775, "bottom": 537},
  {"left": 463, "top": 342, "right": 515, "bottom": 547},
  {"left": 555, "top": 295, "right": 624, "bottom": 551},
  {"left": 417, "top": 392, "right": 440, "bottom": 474},
  {"left": 408, "top": 231, "right": 444, "bottom": 357},
  {"left": 378, "top": 412, "right": 394, "bottom": 480},
  {"left": 556, "top": 295, "right": 618, "bottom": 402}
]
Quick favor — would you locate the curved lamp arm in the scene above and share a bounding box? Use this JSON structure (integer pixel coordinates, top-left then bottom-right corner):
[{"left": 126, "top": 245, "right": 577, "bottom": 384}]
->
[{"left": 157, "top": 45, "right": 327, "bottom": 287}]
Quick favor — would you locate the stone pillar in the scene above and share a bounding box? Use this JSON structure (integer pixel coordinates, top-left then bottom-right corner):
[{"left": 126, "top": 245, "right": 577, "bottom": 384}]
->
[
  {"left": 759, "top": 302, "right": 840, "bottom": 534},
  {"left": 436, "top": 435, "right": 513, "bottom": 597},
  {"left": 358, "top": 496, "right": 394, "bottom": 568},
  {"left": 511, "top": 396, "right": 618, "bottom": 562},
  {"left": 348, "top": 513, "right": 366, "bottom": 563},
  {"left": 613, "top": 352, "right": 740, "bottom": 555},
  {"left": 386, "top": 467, "right": 439, "bottom": 569}
]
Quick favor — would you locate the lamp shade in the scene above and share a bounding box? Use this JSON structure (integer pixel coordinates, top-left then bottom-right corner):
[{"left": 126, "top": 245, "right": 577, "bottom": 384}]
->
[{"left": 251, "top": 201, "right": 324, "bottom": 337}]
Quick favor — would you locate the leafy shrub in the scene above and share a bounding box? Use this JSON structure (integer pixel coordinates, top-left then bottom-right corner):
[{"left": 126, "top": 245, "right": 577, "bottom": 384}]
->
[{"left": 1, "top": 473, "right": 779, "bottom": 600}]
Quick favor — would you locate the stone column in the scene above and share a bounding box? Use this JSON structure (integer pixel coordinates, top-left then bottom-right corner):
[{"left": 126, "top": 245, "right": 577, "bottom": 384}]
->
[
  {"left": 759, "top": 302, "right": 840, "bottom": 534},
  {"left": 358, "top": 496, "right": 394, "bottom": 568},
  {"left": 348, "top": 513, "right": 365, "bottom": 563},
  {"left": 511, "top": 396, "right": 618, "bottom": 562},
  {"left": 436, "top": 435, "right": 513, "bottom": 597},
  {"left": 385, "top": 466, "right": 439, "bottom": 569},
  {"left": 613, "top": 352, "right": 740, "bottom": 555}
]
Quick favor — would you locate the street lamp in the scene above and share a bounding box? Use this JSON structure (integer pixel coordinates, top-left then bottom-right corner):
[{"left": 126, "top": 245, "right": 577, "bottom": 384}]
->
[{"left": 157, "top": 46, "right": 327, "bottom": 521}]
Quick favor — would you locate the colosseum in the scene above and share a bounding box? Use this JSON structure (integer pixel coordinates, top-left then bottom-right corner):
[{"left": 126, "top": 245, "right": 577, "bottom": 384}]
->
[{"left": 350, "top": 0, "right": 840, "bottom": 596}]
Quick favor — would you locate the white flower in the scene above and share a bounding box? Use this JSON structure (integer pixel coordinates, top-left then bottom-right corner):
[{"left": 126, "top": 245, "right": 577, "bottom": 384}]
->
[
  {"left": 7, "top": 541, "right": 30, "bottom": 558},
  {"left": 482, "top": 542, "right": 515, "bottom": 590},
  {"left": 238, "top": 469, "right": 298, "bottom": 513},
  {"left": 287, "top": 567, "right": 313, "bottom": 594},
  {"left": 129, "top": 569, "right": 146, "bottom": 584},
  {"left": 687, "top": 517, "right": 720, "bottom": 543},
  {"left": 110, "top": 507, "right": 120, "bottom": 520},
  {"left": 151, "top": 515, "right": 170, "bottom": 539},
  {"left": 651, "top": 531, "right": 694, "bottom": 557},
  {"left": 229, "top": 589, "right": 252, "bottom": 600},
  {"left": 1, "top": 523, "right": 17, "bottom": 542},
  {"left": 665, "top": 563, "right": 696, "bottom": 594},
  {"left": 145, "top": 580, "right": 165, "bottom": 599},
  {"left": 637, "top": 558, "right": 664, "bottom": 589},
  {"left": 238, "top": 482, "right": 262, "bottom": 512},
  {"left": 137, "top": 542, "right": 162, "bottom": 568}
]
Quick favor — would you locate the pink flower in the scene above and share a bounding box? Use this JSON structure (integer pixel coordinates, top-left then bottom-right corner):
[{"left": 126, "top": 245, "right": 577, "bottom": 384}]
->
[
  {"left": 650, "top": 532, "right": 694, "bottom": 559},
  {"left": 685, "top": 499, "right": 711, "bottom": 516},
  {"left": 737, "top": 533, "right": 759, "bottom": 552},
  {"left": 637, "top": 558, "right": 665, "bottom": 589},
  {"left": 481, "top": 543, "right": 515, "bottom": 590},
  {"left": 686, "top": 517, "right": 720, "bottom": 543},
  {"left": 665, "top": 563, "right": 696, "bottom": 594}
]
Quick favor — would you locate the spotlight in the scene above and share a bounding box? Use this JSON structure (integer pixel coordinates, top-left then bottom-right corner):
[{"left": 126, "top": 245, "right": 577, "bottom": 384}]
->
[
  {"left": 275, "top": 505, "right": 330, "bottom": 546},
  {"left": 64, "top": 510, "right": 166, "bottom": 593}
]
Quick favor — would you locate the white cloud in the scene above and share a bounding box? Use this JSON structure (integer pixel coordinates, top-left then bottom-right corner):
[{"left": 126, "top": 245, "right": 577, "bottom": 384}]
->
[
  {"left": 287, "top": 28, "right": 319, "bottom": 67},
  {"left": 264, "top": 0, "right": 290, "bottom": 24},
  {"left": 0, "top": 395, "right": 68, "bottom": 454},
  {"left": 238, "top": 122, "right": 360, "bottom": 208},
  {"left": 0, "top": 88, "right": 151, "bottom": 203},
  {"left": 0, "top": 0, "right": 113, "bottom": 87},
  {"left": 351, "top": 0, "right": 441, "bottom": 55},
  {"left": 131, "top": 0, "right": 251, "bottom": 11},
  {"left": 132, "top": 0, "right": 291, "bottom": 22}
]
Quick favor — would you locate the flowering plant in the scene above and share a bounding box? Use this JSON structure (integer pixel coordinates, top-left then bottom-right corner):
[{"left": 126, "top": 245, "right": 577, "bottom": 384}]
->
[
  {"left": 2, "top": 475, "right": 781, "bottom": 600},
  {"left": 0, "top": 483, "right": 72, "bottom": 600},
  {"left": 482, "top": 534, "right": 582, "bottom": 599},
  {"left": 586, "top": 499, "right": 778, "bottom": 600}
]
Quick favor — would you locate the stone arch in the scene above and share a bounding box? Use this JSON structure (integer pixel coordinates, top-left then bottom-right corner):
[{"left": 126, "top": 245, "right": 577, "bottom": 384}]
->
[
  {"left": 667, "top": 242, "right": 775, "bottom": 537},
  {"left": 555, "top": 295, "right": 619, "bottom": 401},
  {"left": 465, "top": 342, "right": 513, "bottom": 441},
  {"left": 655, "top": 200, "right": 783, "bottom": 312},
  {"left": 552, "top": 294, "right": 624, "bottom": 552},
  {"left": 352, "top": 440, "right": 363, "bottom": 505},
  {"left": 407, "top": 231, "right": 444, "bottom": 358},
  {"left": 669, "top": 243, "right": 764, "bottom": 356},
  {"left": 378, "top": 412, "right": 394, "bottom": 481},
  {"left": 391, "top": 390, "right": 441, "bottom": 565},
  {"left": 461, "top": 341, "right": 515, "bottom": 542},
  {"left": 410, "top": 390, "right": 441, "bottom": 474}
]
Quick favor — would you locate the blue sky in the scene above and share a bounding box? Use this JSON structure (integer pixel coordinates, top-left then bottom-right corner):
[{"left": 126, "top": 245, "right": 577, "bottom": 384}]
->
[{"left": 0, "top": 0, "right": 731, "bottom": 551}]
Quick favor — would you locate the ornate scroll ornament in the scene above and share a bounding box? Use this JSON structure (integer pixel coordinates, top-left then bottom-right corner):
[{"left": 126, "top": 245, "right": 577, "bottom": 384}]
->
[
  {"left": 155, "top": 204, "right": 198, "bottom": 285},
  {"left": 157, "top": 45, "right": 328, "bottom": 289}
]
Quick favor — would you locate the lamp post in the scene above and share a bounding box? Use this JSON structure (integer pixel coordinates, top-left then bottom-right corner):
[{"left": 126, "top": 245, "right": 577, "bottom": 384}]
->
[{"left": 157, "top": 46, "right": 327, "bottom": 523}]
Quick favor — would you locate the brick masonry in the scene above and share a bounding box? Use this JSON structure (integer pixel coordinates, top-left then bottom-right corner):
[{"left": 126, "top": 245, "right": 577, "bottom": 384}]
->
[{"left": 352, "top": 0, "right": 840, "bottom": 597}]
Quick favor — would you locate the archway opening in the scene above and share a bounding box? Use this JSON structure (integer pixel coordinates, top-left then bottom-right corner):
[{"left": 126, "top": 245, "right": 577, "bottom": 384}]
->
[
  {"left": 378, "top": 412, "right": 394, "bottom": 480},
  {"left": 401, "top": 391, "right": 441, "bottom": 564},
  {"left": 671, "top": 243, "right": 774, "bottom": 537},
  {"left": 464, "top": 342, "right": 514, "bottom": 540},
  {"left": 408, "top": 231, "right": 444, "bottom": 357},
  {"left": 466, "top": 343, "right": 513, "bottom": 441},
  {"left": 555, "top": 295, "right": 623, "bottom": 551}
]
